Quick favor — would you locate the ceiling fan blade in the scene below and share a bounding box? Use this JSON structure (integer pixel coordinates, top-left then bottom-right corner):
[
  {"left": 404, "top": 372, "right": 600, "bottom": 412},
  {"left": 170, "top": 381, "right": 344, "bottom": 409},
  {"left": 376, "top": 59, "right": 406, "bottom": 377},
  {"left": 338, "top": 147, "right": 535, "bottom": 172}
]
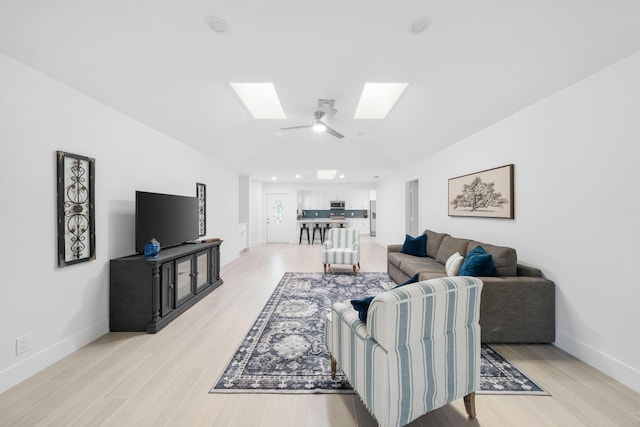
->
[
  {"left": 324, "top": 125, "right": 344, "bottom": 139},
  {"left": 280, "top": 124, "right": 313, "bottom": 130},
  {"left": 324, "top": 107, "right": 338, "bottom": 118}
]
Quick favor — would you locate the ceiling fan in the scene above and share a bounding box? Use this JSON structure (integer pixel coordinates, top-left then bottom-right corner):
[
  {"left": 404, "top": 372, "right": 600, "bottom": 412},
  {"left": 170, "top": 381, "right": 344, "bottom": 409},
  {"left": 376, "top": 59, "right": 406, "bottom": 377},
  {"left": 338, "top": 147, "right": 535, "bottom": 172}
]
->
[{"left": 280, "top": 100, "right": 345, "bottom": 139}]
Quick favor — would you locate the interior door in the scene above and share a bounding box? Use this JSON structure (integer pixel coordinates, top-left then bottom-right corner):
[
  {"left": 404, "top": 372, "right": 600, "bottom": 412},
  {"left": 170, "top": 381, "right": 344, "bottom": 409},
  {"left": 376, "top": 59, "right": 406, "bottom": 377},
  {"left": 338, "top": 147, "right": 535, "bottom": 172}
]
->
[
  {"left": 266, "top": 193, "right": 289, "bottom": 243},
  {"left": 406, "top": 179, "right": 420, "bottom": 236}
]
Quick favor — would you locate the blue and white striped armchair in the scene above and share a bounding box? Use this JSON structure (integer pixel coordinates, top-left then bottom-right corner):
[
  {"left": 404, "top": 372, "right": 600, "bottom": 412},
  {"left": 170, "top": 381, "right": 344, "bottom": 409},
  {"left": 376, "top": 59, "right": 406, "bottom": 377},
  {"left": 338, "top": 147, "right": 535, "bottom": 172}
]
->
[
  {"left": 322, "top": 227, "right": 360, "bottom": 274},
  {"left": 325, "top": 276, "right": 483, "bottom": 427}
]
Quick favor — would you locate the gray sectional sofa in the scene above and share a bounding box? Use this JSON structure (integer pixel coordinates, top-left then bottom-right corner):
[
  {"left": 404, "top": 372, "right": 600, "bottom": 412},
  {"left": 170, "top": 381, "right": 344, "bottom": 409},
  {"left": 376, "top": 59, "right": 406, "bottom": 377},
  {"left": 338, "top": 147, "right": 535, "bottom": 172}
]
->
[{"left": 388, "top": 229, "right": 555, "bottom": 343}]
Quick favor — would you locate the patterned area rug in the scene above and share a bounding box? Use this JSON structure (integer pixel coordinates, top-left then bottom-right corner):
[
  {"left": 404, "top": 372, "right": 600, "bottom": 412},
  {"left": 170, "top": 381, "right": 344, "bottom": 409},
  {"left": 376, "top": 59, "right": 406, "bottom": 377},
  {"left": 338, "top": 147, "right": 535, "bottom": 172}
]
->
[{"left": 211, "top": 272, "right": 548, "bottom": 395}]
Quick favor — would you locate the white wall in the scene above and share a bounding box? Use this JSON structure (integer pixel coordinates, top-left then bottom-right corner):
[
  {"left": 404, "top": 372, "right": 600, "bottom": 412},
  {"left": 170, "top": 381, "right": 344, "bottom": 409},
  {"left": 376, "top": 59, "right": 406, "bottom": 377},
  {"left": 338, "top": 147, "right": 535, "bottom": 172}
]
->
[
  {"left": 378, "top": 51, "right": 640, "bottom": 392},
  {"left": 249, "top": 179, "right": 265, "bottom": 248},
  {"left": 0, "top": 53, "right": 239, "bottom": 392}
]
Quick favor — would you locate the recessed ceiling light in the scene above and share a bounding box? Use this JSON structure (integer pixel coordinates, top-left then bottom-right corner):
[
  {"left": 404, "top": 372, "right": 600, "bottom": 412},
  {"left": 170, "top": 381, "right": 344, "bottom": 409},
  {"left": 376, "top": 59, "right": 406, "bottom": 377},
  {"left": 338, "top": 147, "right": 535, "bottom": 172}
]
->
[
  {"left": 339, "top": 174, "right": 345, "bottom": 179},
  {"left": 271, "top": 176, "right": 277, "bottom": 181},
  {"left": 230, "top": 83, "right": 286, "bottom": 119},
  {"left": 354, "top": 82, "right": 409, "bottom": 119},
  {"left": 408, "top": 17, "right": 430, "bottom": 35},
  {"left": 295, "top": 174, "right": 301, "bottom": 178},
  {"left": 317, "top": 170, "right": 337, "bottom": 180},
  {"left": 205, "top": 16, "right": 229, "bottom": 34}
]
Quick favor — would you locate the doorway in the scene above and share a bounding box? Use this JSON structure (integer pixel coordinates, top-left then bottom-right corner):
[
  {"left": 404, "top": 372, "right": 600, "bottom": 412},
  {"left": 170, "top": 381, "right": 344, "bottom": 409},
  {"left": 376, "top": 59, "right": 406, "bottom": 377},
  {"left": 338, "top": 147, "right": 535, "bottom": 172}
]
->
[
  {"left": 405, "top": 180, "right": 420, "bottom": 236},
  {"left": 266, "top": 193, "right": 289, "bottom": 243}
]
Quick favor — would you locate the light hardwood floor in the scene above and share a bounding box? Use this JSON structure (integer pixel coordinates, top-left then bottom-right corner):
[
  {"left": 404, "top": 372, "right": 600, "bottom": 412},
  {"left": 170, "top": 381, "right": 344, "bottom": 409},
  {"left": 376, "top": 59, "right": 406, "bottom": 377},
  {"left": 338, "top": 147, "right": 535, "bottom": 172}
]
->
[{"left": 1, "top": 236, "right": 639, "bottom": 426}]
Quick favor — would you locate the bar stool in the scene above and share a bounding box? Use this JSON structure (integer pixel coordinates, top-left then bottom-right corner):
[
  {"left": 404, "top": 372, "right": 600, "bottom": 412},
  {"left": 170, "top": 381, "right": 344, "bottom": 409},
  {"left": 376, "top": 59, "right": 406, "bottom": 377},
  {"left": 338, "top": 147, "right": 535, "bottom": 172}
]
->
[
  {"left": 322, "top": 223, "right": 332, "bottom": 242},
  {"left": 312, "top": 223, "right": 323, "bottom": 244},
  {"left": 299, "top": 223, "right": 310, "bottom": 244}
]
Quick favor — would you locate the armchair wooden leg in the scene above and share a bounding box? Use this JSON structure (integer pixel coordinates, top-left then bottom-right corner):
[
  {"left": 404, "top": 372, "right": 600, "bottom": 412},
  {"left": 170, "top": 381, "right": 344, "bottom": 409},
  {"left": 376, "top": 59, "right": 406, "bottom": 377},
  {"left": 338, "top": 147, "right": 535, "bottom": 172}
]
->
[
  {"left": 330, "top": 355, "right": 337, "bottom": 380},
  {"left": 463, "top": 392, "right": 476, "bottom": 419},
  {"left": 352, "top": 265, "right": 356, "bottom": 275},
  {"left": 323, "top": 264, "right": 327, "bottom": 274}
]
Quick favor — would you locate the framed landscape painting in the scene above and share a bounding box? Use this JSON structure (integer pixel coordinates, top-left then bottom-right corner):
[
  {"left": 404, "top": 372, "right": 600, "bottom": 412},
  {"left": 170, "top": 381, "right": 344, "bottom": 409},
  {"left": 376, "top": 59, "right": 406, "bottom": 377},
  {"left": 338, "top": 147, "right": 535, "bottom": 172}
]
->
[{"left": 448, "top": 164, "right": 514, "bottom": 219}]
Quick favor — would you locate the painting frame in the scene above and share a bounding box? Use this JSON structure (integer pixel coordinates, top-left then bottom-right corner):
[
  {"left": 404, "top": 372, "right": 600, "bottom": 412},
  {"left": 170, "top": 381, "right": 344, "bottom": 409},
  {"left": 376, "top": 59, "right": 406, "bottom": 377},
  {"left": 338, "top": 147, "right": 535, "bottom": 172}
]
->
[
  {"left": 448, "top": 164, "right": 514, "bottom": 219},
  {"left": 196, "top": 182, "right": 206, "bottom": 236},
  {"left": 56, "top": 151, "right": 96, "bottom": 267}
]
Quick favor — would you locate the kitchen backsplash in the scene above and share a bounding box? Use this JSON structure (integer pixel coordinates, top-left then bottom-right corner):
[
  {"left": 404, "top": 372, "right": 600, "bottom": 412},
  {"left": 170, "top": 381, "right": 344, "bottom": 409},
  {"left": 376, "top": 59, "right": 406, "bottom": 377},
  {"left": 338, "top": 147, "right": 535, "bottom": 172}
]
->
[{"left": 297, "top": 210, "right": 368, "bottom": 219}]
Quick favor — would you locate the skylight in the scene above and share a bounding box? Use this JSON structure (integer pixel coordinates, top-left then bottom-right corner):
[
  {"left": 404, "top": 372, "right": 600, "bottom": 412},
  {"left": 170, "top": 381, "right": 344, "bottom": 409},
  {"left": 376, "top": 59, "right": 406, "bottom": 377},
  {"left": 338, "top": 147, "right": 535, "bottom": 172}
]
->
[
  {"left": 353, "top": 82, "right": 409, "bottom": 119},
  {"left": 317, "top": 170, "right": 337, "bottom": 180},
  {"left": 229, "top": 83, "right": 286, "bottom": 119}
]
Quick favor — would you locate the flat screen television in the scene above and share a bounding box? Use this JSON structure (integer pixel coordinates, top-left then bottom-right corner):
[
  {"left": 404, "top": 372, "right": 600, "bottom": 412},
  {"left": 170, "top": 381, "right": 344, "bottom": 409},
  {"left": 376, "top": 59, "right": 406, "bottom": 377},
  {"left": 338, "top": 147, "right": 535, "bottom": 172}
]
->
[{"left": 135, "top": 191, "right": 199, "bottom": 253}]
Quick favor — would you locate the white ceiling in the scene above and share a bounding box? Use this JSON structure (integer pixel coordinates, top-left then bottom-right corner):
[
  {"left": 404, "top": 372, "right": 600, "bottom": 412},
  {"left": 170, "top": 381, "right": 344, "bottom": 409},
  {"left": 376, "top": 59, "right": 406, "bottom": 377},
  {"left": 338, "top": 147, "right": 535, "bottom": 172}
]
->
[{"left": 1, "top": 0, "right": 639, "bottom": 183}]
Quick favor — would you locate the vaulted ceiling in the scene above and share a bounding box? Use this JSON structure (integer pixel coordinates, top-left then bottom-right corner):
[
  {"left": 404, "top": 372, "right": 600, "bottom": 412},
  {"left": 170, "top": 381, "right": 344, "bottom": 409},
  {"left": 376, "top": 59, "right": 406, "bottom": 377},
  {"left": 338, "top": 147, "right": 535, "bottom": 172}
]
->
[{"left": 1, "top": 0, "right": 639, "bottom": 182}]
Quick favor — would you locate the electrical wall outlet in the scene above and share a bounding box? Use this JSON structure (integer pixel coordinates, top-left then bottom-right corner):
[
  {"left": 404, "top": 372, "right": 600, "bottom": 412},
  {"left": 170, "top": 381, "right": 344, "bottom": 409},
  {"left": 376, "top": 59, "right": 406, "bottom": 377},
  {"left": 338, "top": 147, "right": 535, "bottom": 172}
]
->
[{"left": 16, "top": 335, "right": 30, "bottom": 355}]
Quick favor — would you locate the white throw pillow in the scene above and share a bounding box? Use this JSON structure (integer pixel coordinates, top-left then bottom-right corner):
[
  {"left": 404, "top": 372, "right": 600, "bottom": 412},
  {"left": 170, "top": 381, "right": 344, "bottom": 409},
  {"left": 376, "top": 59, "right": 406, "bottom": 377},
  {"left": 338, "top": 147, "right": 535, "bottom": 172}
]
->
[{"left": 445, "top": 252, "right": 464, "bottom": 277}]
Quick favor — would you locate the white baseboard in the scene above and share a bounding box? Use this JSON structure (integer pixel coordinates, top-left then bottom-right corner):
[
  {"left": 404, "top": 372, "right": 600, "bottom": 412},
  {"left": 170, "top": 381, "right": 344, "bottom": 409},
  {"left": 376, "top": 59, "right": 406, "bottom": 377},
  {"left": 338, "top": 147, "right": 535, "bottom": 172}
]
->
[
  {"left": 0, "top": 320, "right": 109, "bottom": 393},
  {"left": 555, "top": 331, "right": 640, "bottom": 393}
]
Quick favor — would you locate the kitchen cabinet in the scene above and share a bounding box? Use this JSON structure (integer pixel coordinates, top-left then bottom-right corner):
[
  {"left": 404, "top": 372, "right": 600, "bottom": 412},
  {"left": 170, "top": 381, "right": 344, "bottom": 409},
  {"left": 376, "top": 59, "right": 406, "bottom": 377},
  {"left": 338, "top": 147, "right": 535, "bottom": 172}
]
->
[{"left": 300, "top": 189, "right": 371, "bottom": 210}]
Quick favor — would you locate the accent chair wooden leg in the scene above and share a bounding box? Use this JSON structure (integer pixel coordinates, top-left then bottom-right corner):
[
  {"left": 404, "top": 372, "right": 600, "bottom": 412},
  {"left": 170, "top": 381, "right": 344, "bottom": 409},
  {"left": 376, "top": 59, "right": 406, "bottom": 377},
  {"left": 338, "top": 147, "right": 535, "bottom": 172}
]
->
[
  {"left": 323, "top": 264, "right": 327, "bottom": 274},
  {"left": 352, "top": 265, "right": 356, "bottom": 275},
  {"left": 463, "top": 392, "right": 476, "bottom": 419},
  {"left": 330, "top": 355, "right": 337, "bottom": 380}
]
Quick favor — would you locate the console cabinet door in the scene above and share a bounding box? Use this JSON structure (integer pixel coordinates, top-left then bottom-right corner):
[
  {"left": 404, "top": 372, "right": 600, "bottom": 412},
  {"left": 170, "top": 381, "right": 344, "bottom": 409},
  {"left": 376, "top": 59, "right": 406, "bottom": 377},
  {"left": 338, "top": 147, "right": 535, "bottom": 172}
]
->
[
  {"left": 211, "top": 246, "right": 219, "bottom": 281},
  {"left": 195, "top": 250, "right": 210, "bottom": 292},
  {"left": 160, "top": 262, "right": 175, "bottom": 316},
  {"left": 175, "top": 255, "right": 195, "bottom": 305}
]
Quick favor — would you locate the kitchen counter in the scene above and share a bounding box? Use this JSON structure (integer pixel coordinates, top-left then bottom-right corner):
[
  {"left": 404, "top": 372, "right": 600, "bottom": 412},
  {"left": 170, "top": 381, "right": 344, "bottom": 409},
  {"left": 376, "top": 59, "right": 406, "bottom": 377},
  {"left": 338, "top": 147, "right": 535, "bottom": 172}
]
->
[{"left": 297, "top": 219, "right": 349, "bottom": 225}]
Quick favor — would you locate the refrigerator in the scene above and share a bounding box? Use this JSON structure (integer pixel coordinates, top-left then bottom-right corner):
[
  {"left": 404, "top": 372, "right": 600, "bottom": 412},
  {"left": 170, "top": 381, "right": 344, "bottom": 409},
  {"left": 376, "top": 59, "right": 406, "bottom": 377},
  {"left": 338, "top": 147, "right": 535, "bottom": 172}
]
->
[{"left": 369, "top": 200, "right": 377, "bottom": 236}]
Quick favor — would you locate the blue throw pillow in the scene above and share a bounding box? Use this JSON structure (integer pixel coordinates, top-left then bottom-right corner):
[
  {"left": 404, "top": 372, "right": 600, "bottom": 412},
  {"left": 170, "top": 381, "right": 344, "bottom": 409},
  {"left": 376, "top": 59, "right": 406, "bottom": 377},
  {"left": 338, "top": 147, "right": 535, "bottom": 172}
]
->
[
  {"left": 352, "top": 273, "right": 420, "bottom": 323},
  {"left": 351, "top": 296, "right": 375, "bottom": 323},
  {"left": 458, "top": 245, "right": 495, "bottom": 276},
  {"left": 401, "top": 234, "right": 427, "bottom": 257},
  {"left": 395, "top": 273, "right": 420, "bottom": 288}
]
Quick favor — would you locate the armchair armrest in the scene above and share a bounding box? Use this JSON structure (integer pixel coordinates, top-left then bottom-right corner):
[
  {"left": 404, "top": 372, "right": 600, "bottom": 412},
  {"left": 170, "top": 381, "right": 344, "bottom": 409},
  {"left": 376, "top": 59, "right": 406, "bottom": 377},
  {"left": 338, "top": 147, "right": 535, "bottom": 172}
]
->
[
  {"left": 352, "top": 241, "right": 360, "bottom": 251},
  {"left": 322, "top": 240, "right": 333, "bottom": 250}
]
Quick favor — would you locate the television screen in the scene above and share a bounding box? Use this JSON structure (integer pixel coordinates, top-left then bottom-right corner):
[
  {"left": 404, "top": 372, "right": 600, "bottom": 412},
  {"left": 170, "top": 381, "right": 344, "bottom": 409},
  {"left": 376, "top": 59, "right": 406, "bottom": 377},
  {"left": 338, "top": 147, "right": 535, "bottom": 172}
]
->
[{"left": 135, "top": 191, "right": 199, "bottom": 253}]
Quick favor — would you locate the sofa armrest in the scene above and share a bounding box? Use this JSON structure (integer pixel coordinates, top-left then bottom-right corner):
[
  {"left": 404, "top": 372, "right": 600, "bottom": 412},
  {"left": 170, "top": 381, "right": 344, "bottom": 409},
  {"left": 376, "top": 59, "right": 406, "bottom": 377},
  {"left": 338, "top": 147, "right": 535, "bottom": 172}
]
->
[
  {"left": 387, "top": 244, "right": 402, "bottom": 253},
  {"left": 516, "top": 264, "right": 543, "bottom": 277},
  {"left": 479, "top": 277, "right": 555, "bottom": 343}
]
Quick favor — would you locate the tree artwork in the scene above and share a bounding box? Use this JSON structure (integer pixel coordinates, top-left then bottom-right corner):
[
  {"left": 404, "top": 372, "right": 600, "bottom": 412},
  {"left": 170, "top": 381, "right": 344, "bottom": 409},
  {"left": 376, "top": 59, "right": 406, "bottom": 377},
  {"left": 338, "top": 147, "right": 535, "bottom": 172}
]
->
[{"left": 451, "top": 176, "right": 508, "bottom": 212}]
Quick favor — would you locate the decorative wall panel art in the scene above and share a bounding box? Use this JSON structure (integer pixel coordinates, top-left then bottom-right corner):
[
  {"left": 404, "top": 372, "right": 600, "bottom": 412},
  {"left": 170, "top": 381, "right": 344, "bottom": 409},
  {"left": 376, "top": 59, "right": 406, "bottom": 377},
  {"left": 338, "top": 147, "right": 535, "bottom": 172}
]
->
[{"left": 57, "top": 151, "right": 96, "bottom": 266}]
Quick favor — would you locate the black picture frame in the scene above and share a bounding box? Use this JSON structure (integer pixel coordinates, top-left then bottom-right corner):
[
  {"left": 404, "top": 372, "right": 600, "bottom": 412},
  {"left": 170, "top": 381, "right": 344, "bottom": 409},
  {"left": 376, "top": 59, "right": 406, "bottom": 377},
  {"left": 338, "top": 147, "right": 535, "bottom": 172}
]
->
[
  {"left": 448, "top": 164, "right": 514, "bottom": 219},
  {"left": 197, "top": 182, "right": 206, "bottom": 236},
  {"left": 56, "top": 151, "right": 96, "bottom": 266}
]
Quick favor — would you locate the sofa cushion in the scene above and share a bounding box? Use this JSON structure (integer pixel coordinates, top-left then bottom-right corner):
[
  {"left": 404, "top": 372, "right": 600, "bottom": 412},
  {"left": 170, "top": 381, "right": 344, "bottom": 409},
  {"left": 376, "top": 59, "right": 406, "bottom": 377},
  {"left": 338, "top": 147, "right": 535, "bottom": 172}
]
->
[
  {"left": 467, "top": 241, "right": 517, "bottom": 277},
  {"left": 459, "top": 245, "right": 495, "bottom": 276},
  {"left": 435, "top": 236, "right": 470, "bottom": 264},
  {"left": 401, "top": 234, "right": 427, "bottom": 257},
  {"left": 424, "top": 229, "right": 449, "bottom": 259},
  {"left": 401, "top": 257, "right": 446, "bottom": 278}
]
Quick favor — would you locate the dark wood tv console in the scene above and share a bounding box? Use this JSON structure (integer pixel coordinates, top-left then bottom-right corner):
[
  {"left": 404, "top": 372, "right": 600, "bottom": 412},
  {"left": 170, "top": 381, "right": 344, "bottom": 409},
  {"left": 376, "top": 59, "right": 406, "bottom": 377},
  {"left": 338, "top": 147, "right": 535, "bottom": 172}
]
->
[{"left": 110, "top": 240, "right": 223, "bottom": 333}]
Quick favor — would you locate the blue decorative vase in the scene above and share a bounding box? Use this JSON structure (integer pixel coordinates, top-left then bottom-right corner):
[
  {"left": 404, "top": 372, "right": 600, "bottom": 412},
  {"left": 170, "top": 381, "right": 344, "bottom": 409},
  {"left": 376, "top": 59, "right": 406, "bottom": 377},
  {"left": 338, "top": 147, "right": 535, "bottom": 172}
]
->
[{"left": 144, "top": 238, "right": 160, "bottom": 260}]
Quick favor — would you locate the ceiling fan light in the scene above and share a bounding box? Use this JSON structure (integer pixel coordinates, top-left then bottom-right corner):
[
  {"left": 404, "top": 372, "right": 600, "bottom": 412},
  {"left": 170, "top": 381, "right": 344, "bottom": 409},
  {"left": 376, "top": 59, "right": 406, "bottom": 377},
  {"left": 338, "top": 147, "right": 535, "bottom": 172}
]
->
[{"left": 312, "top": 121, "right": 326, "bottom": 132}]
